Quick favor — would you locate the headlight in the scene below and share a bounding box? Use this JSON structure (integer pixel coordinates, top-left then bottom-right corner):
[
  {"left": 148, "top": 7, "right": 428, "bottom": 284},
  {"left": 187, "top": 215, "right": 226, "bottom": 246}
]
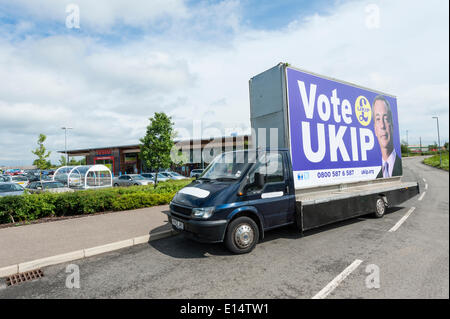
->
[{"left": 192, "top": 207, "right": 215, "bottom": 219}]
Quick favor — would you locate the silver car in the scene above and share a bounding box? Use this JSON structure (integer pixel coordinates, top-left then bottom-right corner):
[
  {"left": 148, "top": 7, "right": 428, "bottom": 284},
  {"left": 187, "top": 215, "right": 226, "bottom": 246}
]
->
[
  {"left": 159, "top": 171, "right": 187, "bottom": 180},
  {"left": 0, "top": 182, "right": 24, "bottom": 197},
  {"left": 0, "top": 175, "right": 29, "bottom": 187},
  {"left": 113, "top": 174, "right": 154, "bottom": 187},
  {"left": 141, "top": 173, "right": 170, "bottom": 183}
]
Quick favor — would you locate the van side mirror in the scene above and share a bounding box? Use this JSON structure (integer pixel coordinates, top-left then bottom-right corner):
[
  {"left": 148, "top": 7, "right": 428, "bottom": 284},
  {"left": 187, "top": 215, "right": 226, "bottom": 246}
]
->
[{"left": 254, "top": 172, "right": 265, "bottom": 188}]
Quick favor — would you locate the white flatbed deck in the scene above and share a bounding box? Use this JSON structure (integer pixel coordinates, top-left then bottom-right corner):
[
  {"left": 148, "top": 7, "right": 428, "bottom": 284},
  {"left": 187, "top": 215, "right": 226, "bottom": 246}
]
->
[{"left": 295, "top": 177, "right": 418, "bottom": 205}]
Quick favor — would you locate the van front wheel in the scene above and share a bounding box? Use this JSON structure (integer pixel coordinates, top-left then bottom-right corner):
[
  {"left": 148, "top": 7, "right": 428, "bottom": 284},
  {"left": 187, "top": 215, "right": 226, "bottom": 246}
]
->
[{"left": 225, "top": 216, "right": 259, "bottom": 254}]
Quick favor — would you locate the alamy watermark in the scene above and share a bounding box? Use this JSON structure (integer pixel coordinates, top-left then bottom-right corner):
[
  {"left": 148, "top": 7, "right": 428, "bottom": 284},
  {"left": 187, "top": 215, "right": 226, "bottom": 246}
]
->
[
  {"left": 365, "top": 4, "right": 380, "bottom": 29},
  {"left": 365, "top": 264, "right": 380, "bottom": 289},
  {"left": 65, "top": 264, "right": 80, "bottom": 289},
  {"left": 66, "top": 4, "right": 80, "bottom": 29},
  {"left": 170, "top": 122, "right": 280, "bottom": 173}
]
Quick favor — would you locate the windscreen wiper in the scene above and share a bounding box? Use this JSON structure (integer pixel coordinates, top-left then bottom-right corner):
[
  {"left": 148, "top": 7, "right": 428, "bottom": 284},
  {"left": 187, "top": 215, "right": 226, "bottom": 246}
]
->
[{"left": 215, "top": 177, "right": 237, "bottom": 181}]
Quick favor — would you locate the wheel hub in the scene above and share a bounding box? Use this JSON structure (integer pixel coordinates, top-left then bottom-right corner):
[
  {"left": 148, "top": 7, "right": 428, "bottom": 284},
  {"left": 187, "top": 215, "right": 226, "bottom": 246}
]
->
[
  {"left": 234, "top": 224, "right": 254, "bottom": 249},
  {"left": 377, "top": 199, "right": 385, "bottom": 214}
]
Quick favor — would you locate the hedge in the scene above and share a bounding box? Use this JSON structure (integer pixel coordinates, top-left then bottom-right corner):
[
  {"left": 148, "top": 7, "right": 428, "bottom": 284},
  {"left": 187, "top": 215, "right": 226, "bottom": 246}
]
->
[{"left": 0, "top": 179, "right": 192, "bottom": 224}]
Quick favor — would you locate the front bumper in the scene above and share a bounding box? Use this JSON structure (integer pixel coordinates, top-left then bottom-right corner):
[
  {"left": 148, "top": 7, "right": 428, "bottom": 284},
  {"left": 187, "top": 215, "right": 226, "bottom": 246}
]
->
[{"left": 168, "top": 212, "right": 228, "bottom": 243}]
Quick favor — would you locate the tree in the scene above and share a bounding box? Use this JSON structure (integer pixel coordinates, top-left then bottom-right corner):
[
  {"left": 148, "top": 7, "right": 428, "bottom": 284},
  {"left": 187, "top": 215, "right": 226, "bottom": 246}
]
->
[
  {"left": 68, "top": 157, "right": 80, "bottom": 166},
  {"left": 140, "top": 113, "right": 175, "bottom": 187},
  {"left": 32, "top": 134, "right": 52, "bottom": 170},
  {"left": 400, "top": 141, "right": 408, "bottom": 156},
  {"left": 59, "top": 155, "right": 67, "bottom": 166}
]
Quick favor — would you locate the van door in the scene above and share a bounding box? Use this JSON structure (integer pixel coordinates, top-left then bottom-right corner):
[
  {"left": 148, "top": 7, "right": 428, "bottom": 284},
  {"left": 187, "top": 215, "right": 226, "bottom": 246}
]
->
[{"left": 241, "top": 151, "right": 292, "bottom": 228}]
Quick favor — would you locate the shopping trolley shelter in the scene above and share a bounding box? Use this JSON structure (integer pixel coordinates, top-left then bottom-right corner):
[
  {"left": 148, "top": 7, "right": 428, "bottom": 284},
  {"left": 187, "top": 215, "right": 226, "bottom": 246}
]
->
[{"left": 52, "top": 165, "right": 112, "bottom": 189}]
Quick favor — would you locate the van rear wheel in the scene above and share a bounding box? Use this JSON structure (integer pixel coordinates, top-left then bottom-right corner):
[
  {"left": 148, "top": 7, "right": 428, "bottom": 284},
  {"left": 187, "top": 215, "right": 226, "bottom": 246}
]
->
[{"left": 225, "top": 216, "right": 259, "bottom": 254}]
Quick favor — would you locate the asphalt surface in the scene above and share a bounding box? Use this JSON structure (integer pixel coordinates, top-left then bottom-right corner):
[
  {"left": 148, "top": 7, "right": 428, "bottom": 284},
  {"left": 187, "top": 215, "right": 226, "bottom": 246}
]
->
[{"left": 1, "top": 156, "right": 448, "bottom": 299}]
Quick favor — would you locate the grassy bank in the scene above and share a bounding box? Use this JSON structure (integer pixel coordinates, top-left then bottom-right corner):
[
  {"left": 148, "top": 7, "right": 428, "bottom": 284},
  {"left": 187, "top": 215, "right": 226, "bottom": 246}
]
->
[
  {"left": 0, "top": 179, "right": 192, "bottom": 225},
  {"left": 423, "top": 153, "right": 449, "bottom": 171}
]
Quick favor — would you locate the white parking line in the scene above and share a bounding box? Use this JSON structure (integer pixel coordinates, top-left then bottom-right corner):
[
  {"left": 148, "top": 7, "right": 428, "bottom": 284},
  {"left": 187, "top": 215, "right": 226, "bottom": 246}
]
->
[
  {"left": 312, "top": 259, "right": 363, "bottom": 299},
  {"left": 418, "top": 192, "right": 426, "bottom": 201},
  {"left": 389, "top": 207, "right": 416, "bottom": 232},
  {"left": 425, "top": 183, "right": 428, "bottom": 190}
]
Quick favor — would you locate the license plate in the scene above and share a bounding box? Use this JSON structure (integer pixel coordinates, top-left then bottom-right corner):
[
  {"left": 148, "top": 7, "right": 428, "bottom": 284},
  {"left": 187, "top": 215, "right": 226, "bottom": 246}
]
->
[{"left": 172, "top": 218, "right": 184, "bottom": 230}]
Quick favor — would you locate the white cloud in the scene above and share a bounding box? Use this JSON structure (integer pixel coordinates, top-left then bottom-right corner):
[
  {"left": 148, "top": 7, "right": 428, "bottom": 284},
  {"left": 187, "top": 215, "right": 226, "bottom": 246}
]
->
[{"left": 0, "top": 0, "right": 448, "bottom": 166}]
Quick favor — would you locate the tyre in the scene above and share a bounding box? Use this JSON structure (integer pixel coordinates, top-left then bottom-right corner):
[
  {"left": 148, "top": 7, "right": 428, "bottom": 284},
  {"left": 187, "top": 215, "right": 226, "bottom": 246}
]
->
[
  {"left": 225, "top": 216, "right": 259, "bottom": 254},
  {"left": 374, "top": 197, "right": 386, "bottom": 218},
  {"left": 113, "top": 183, "right": 119, "bottom": 187}
]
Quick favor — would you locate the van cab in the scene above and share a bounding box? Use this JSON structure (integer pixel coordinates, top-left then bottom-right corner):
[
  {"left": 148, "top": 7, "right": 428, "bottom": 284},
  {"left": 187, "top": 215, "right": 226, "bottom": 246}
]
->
[{"left": 168, "top": 149, "right": 296, "bottom": 254}]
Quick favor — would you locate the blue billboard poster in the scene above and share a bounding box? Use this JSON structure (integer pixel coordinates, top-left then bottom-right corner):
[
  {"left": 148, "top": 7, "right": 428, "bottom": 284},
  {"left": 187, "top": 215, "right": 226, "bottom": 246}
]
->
[{"left": 285, "top": 67, "right": 402, "bottom": 188}]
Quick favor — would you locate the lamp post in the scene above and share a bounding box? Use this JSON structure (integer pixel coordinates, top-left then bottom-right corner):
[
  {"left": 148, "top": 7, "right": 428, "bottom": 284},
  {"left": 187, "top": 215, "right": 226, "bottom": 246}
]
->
[
  {"left": 61, "top": 127, "right": 73, "bottom": 164},
  {"left": 432, "top": 116, "right": 441, "bottom": 167}
]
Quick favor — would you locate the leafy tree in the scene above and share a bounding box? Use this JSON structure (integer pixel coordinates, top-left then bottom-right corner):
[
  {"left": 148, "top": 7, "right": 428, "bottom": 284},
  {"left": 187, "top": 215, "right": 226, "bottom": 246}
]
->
[
  {"left": 59, "top": 155, "right": 67, "bottom": 166},
  {"left": 400, "top": 141, "right": 408, "bottom": 156},
  {"left": 69, "top": 157, "right": 79, "bottom": 166},
  {"left": 32, "top": 134, "right": 52, "bottom": 170},
  {"left": 140, "top": 113, "right": 175, "bottom": 187}
]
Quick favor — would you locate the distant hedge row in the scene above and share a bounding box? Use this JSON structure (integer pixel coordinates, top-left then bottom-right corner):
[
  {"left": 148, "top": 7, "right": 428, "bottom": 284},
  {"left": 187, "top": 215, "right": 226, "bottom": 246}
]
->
[{"left": 0, "top": 179, "right": 192, "bottom": 225}]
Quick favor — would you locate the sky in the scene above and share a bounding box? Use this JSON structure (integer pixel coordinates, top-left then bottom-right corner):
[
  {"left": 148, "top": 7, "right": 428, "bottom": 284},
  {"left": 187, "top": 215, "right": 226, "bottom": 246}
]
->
[{"left": 0, "top": 0, "right": 448, "bottom": 166}]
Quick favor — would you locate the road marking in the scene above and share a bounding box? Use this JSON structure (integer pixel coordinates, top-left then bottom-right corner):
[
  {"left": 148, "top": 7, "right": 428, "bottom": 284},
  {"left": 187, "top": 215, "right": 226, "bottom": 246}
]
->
[
  {"left": 312, "top": 259, "right": 363, "bottom": 299},
  {"left": 423, "top": 178, "right": 426, "bottom": 182},
  {"left": 425, "top": 183, "right": 428, "bottom": 190},
  {"left": 418, "top": 192, "right": 426, "bottom": 201},
  {"left": 389, "top": 207, "right": 416, "bottom": 232}
]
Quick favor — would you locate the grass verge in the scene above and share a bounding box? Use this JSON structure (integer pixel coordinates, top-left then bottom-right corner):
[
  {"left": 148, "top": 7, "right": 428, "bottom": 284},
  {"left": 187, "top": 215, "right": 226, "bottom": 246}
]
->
[{"left": 423, "top": 153, "right": 449, "bottom": 171}]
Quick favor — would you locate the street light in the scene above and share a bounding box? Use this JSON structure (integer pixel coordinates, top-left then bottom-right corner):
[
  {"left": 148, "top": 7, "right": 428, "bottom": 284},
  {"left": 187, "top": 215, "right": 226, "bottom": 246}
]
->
[
  {"left": 61, "top": 127, "right": 73, "bottom": 164},
  {"left": 432, "top": 116, "right": 441, "bottom": 167}
]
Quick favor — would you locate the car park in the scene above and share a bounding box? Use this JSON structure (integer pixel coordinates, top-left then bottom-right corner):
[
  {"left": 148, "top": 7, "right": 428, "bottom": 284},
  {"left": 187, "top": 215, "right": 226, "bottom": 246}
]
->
[
  {"left": 113, "top": 174, "right": 154, "bottom": 187},
  {"left": 189, "top": 169, "right": 204, "bottom": 178},
  {"left": 0, "top": 182, "right": 25, "bottom": 197},
  {"left": 26, "top": 181, "right": 73, "bottom": 193}
]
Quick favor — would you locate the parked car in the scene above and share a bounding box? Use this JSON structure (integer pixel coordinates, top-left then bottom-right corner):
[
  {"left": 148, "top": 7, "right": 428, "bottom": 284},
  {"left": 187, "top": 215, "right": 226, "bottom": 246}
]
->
[
  {"left": 141, "top": 173, "right": 170, "bottom": 182},
  {"left": 23, "top": 170, "right": 41, "bottom": 182},
  {"left": 159, "top": 171, "right": 187, "bottom": 180},
  {"left": 26, "top": 181, "right": 73, "bottom": 193},
  {"left": 0, "top": 182, "right": 24, "bottom": 197},
  {"left": 10, "top": 175, "right": 29, "bottom": 187},
  {"left": 189, "top": 169, "right": 204, "bottom": 178},
  {"left": 113, "top": 174, "right": 154, "bottom": 187}
]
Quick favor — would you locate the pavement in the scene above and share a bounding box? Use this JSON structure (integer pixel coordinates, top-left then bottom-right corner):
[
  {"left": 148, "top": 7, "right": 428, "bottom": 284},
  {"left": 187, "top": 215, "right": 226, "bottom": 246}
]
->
[{"left": 0, "top": 205, "right": 173, "bottom": 275}]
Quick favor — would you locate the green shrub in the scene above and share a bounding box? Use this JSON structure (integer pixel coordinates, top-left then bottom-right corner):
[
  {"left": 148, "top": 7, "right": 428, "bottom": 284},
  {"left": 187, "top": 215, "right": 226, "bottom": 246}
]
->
[{"left": 0, "top": 179, "right": 192, "bottom": 224}]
